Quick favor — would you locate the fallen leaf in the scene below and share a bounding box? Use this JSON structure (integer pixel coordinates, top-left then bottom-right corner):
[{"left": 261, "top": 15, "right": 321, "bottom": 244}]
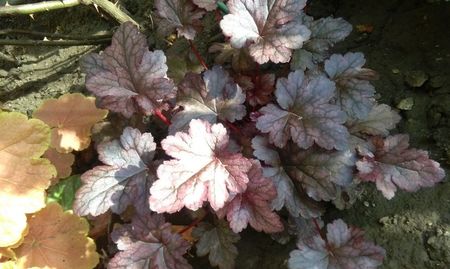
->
[{"left": 33, "top": 93, "right": 108, "bottom": 153}]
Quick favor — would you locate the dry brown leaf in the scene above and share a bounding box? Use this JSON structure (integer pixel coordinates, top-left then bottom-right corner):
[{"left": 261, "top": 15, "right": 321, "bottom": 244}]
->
[
  {"left": 33, "top": 93, "right": 108, "bottom": 153},
  {"left": 0, "top": 112, "right": 56, "bottom": 247},
  {"left": 43, "top": 148, "right": 75, "bottom": 184},
  {"left": 13, "top": 203, "right": 99, "bottom": 269}
]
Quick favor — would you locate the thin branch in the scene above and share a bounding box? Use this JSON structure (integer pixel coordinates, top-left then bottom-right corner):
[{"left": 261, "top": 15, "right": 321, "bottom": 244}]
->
[
  {"left": 0, "top": 38, "right": 111, "bottom": 46},
  {"left": 0, "top": 29, "right": 112, "bottom": 40},
  {"left": 0, "top": 0, "right": 139, "bottom": 27}
]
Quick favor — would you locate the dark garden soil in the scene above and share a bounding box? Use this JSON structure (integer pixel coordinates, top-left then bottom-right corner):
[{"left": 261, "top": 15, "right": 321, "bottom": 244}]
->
[{"left": 0, "top": 0, "right": 449, "bottom": 268}]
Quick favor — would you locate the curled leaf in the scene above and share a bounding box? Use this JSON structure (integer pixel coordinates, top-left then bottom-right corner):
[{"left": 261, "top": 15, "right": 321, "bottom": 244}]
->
[
  {"left": 109, "top": 213, "right": 191, "bottom": 269},
  {"left": 155, "top": 0, "right": 205, "bottom": 40},
  {"left": 170, "top": 66, "right": 246, "bottom": 134},
  {"left": 217, "top": 160, "right": 283, "bottom": 233},
  {"left": 33, "top": 93, "right": 108, "bottom": 153},
  {"left": 74, "top": 127, "right": 157, "bottom": 217},
  {"left": 220, "top": 0, "right": 311, "bottom": 64},
  {"left": 81, "top": 22, "right": 176, "bottom": 118},
  {"left": 150, "top": 119, "right": 253, "bottom": 213},
  {"left": 357, "top": 134, "right": 445, "bottom": 199}
]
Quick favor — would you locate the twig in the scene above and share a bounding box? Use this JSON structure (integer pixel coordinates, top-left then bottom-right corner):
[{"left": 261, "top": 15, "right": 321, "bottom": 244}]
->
[
  {"left": 0, "top": 0, "right": 139, "bottom": 27},
  {"left": 0, "top": 38, "right": 111, "bottom": 46},
  {"left": 0, "top": 28, "right": 112, "bottom": 40},
  {"left": 0, "top": 0, "right": 81, "bottom": 15}
]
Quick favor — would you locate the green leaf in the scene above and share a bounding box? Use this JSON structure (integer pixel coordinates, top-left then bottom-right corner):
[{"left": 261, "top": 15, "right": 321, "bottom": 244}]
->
[{"left": 46, "top": 175, "right": 81, "bottom": 211}]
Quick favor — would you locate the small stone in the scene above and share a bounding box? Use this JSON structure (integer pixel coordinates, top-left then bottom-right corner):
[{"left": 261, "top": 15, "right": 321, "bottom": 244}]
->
[
  {"left": 404, "top": 70, "right": 429, "bottom": 87},
  {"left": 429, "top": 76, "right": 446, "bottom": 88},
  {"left": 392, "top": 68, "right": 400, "bottom": 74},
  {"left": 397, "top": 97, "right": 414, "bottom": 110},
  {"left": 363, "top": 201, "right": 370, "bottom": 207}
]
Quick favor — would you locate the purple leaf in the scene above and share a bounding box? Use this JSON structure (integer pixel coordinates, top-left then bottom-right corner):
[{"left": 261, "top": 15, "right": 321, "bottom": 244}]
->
[
  {"left": 236, "top": 74, "right": 275, "bottom": 107},
  {"left": 217, "top": 160, "right": 283, "bottom": 233},
  {"left": 109, "top": 213, "right": 191, "bottom": 269},
  {"left": 292, "top": 16, "right": 353, "bottom": 70},
  {"left": 288, "top": 219, "right": 386, "bottom": 269},
  {"left": 170, "top": 66, "right": 246, "bottom": 134},
  {"left": 193, "top": 0, "right": 218, "bottom": 11},
  {"left": 349, "top": 104, "right": 401, "bottom": 136},
  {"left": 155, "top": 0, "right": 205, "bottom": 40},
  {"left": 256, "top": 70, "right": 349, "bottom": 150},
  {"left": 325, "top": 52, "right": 378, "bottom": 120},
  {"left": 150, "top": 119, "right": 253, "bottom": 213},
  {"left": 252, "top": 136, "right": 324, "bottom": 218},
  {"left": 81, "top": 22, "right": 176, "bottom": 118},
  {"left": 192, "top": 220, "right": 240, "bottom": 269},
  {"left": 356, "top": 134, "right": 445, "bottom": 199},
  {"left": 220, "top": 0, "right": 311, "bottom": 64},
  {"left": 74, "top": 127, "right": 156, "bottom": 217}
]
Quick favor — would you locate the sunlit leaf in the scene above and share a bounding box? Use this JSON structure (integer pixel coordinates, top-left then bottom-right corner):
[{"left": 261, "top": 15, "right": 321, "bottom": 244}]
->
[{"left": 47, "top": 175, "right": 82, "bottom": 211}]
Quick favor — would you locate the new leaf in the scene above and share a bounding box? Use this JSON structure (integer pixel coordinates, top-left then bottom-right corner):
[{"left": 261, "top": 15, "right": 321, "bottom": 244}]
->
[
  {"left": 150, "top": 119, "right": 253, "bottom": 213},
  {"left": 74, "top": 127, "right": 157, "bottom": 216},
  {"left": 81, "top": 22, "right": 176, "bottom": 118}
]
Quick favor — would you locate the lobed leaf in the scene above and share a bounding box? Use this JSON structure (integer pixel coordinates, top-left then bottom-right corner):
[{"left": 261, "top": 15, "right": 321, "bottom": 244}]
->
[
  {"left": 0, "top": 111, "right": 56, "bottom": 247},
  {"left": 349, "top": 104, "right": 401, "bottom": 136},
  {"left": 256, "top": 70, "right": 349, "bottom": 150},
  {"left": 47, "top": 175, "right": 82, "bottom": 211},
  {"left": 33, "top": 93, "right": 108, "bottom": 153},
  {"left": 193, "top": 0, "right": 219, "bottom": 11},
  {"left": 12, "top": 203, "right": 99, "bottom": 269},
  {"left": 356, "top": 134, "right": 445, "bottom": 199},
  {"left": 81, "top": 22, "right": 176, "bottom": 118},
  {"left": 155, "top": 0, "right": 205, "bottom": 40},
  {"left": 288, "top": 219, "right": 385, "bottom": 269},
  {"left": 74, "top": 127, "right": 157, "bottom": 216},
  {"left": 291, "top": 16, "right": 352, "bottom": 70},
  {"left": 170, "top": 66, "right": 246, "bottom": 134},
  {"left": 43, "top": 148, "right": 75, "bottom": 184},
  {"left": 217, "top": 160, "right": 283, "bottom": 233},
  {"left": 150, "top": 119, "right": 253, "bottom": 213},
  {"left": 220, "top": 0, "right": 311, "bottom": 64},
  {"left": 325, "top": 52, "right": 378, "bottom": 120},
  {"left": 192, "top": 220, "right": 240, "bottom": 269},
  {"left": 109, "top": 213, "right": 191, "bottom": 269}
]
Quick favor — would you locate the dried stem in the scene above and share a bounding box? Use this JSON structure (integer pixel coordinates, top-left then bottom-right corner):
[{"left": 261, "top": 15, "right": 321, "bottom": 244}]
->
[
  {"left": 188, "top": 39, "right": 208, "bottom": 70},
  {"left": 0, "top": 0, "right": 139, "bottom": 27},
  {"left": 0, "top": 38, "right": 111, "bottom": 46},
  {"left": 178, "top": 212, "right": 207, "bottom": 235}
]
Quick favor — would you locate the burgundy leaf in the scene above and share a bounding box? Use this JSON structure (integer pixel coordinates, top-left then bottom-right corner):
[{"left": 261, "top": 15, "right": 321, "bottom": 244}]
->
[
  {"left": 291, "top": 16, "right": 353, "bottom": 70},
  {"left": 325, "top": 52, "right": 378, "bottom": 120},
  {"left": 81, "top": 22, "right": 175, "bottom": 118},
  {"left": 288, "top": 219, "right": 386, "bottom": 269},
  {"left": 220, "top": 0, "right": 311, "bottom": 64},
  {"left": 150, "top": 119, "right": 253, "bottom": 213},
  {"left": 74, "top": 127, "right": 156, "bottom": 217},
  {"left": 356, "top": 134, "right": 445, "bottom": 199},
  {"left": 256, "top": 70, "right": 349, "bottom": 150},
  {"left": 217, "top": 160, "right": 283, "bottom": 233},
  {"left": 155, "top": 0, "right": 205, "bottom": 40},
  {"left": 193, "top": 0, "right": 218, "bottom": 11},
  {"left": 109, "top": 213, "right": 191, "bottom": 269},
  {"left": 349, "top": 104, "right": 401, "bottom": 136},
  {"left": 236, "top": 74, "right": 275, "bottom": 106},
  {"left": 252, "top": 136, "right": 324, "bottom": 218},
  {"left": 192, "top": 220, "right": 240, "bottom": 269},
  {"left": 170, "top": 66, "right": 246, "bottom": 134}
]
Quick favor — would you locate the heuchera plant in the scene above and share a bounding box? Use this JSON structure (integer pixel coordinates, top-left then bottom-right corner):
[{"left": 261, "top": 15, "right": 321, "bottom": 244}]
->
[{"left": 71, "top": 0, "right": 445, "bottom": 268}]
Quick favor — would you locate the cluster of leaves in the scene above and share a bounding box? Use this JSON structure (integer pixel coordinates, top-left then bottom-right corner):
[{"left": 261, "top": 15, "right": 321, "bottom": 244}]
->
[{"left": 1, "top": 0, "right": 446, "bottom": 268}]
